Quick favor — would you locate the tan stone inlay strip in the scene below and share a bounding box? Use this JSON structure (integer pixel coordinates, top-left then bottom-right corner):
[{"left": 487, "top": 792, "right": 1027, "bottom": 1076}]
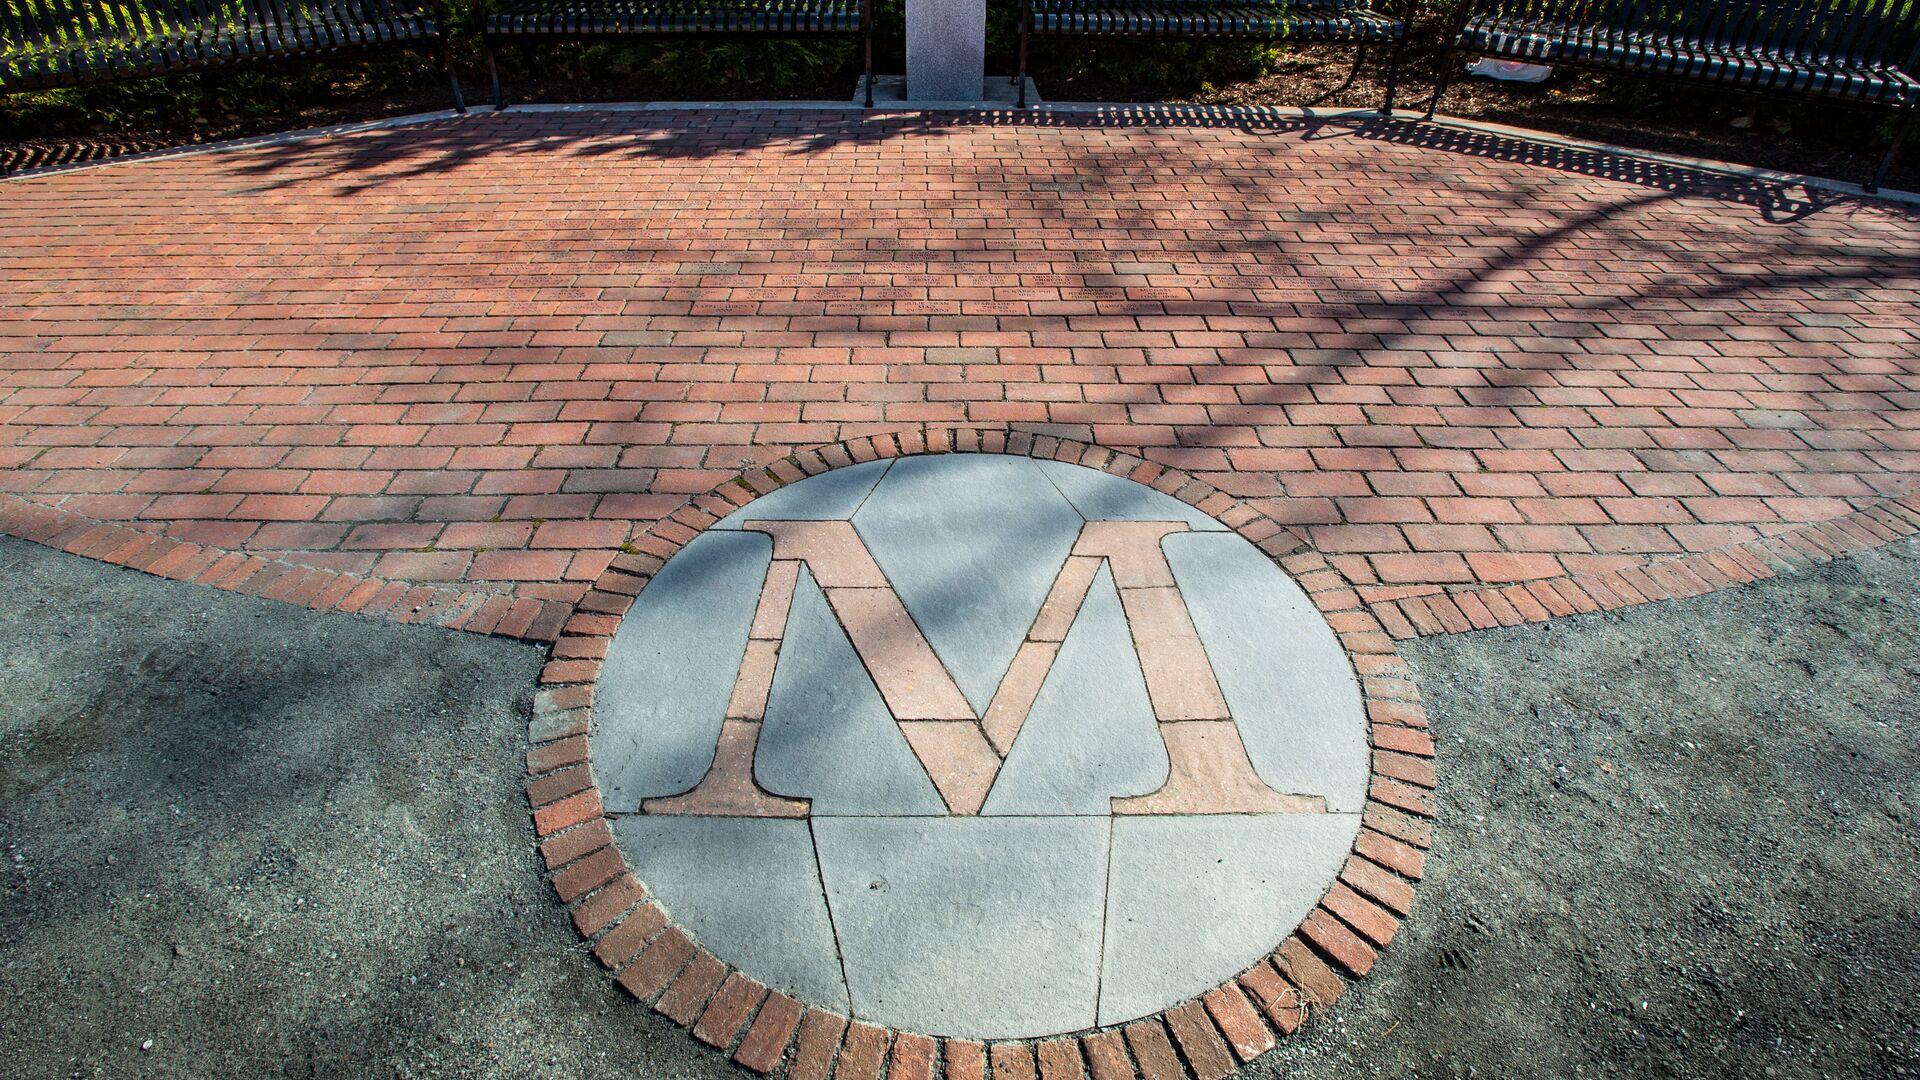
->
[
  {"left": 1113, "top": 722, "right": 1327, "bottom": 815},
  {"left": 750, "top": 560, "right": 800, "bottom": 640},
  {"left": 1116, "top": 586, "right": 1231, "bottom": 722},
  {"left": 980, "top": 640, "right": 1060, "bottom": 757},
  {"left": 647, "top": 555, "right": 810, "bottom": 818},
  {"left": 726, "top": 639, "right": 781, "bottom": 720},
  {"left": 743, "top": 521, "right": 888, "bottom": 588},
  {"left": 898, "top": 722, "right": 1003, "bottom": 816},
  {"left": 1071, "top": 521, "right": 1184, "bottom": 589},
  {"left": 644, "top": 719, "right": 809, "bottom": 818},
  {"left": 822, "top": 588, "right": 977, "bottom": 722},
  {"left": 651, "top": 516, "right": 1325, "bottom": 819},
  {"left": 1028, "top": 556, "right": 1101, "bottom": 642}
]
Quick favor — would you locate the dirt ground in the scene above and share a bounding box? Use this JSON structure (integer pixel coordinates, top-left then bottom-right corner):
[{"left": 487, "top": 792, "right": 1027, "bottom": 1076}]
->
[{"left": 0, "top": 533, "right": 1916, "bottom": 1077}]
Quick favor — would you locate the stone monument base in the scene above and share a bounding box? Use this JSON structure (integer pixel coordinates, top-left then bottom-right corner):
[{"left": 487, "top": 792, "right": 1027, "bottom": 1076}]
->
[{"left": 854, "top": 75, "right": 1040, "bottom": 108}]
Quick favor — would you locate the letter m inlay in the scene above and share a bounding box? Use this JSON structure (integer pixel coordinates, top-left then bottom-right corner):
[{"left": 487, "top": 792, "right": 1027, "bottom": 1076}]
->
[{"left": 644, "top": 520, "right": 1325, "bottom": 818}]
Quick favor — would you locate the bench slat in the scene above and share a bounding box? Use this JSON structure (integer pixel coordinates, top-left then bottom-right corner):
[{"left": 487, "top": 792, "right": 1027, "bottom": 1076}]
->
[
  {"left": 1428, "top": 0, "right": 1920, "bottom": 189},
  {"left": 1457, "top": 0, "right": 1920, "bottom": 69},
  {"left": 1028, "top": 1, "right": 1404, "bottom": 43},
  {"left": 484, "top": 0, "right": 865, "bottom": 36},
  {"left": 1458, "top": 8, "right": 1920, "bottom": 105},
  {"left": 2, "top": 0, "right": 444, "bottom": 93}
]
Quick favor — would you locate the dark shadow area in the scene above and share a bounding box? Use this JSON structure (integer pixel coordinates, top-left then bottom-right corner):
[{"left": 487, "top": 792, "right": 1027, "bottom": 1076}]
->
[
  {"left": 0, "top": 49, "right": 460, "bottom": 177},
  {"left": 1346, "top": 116, "right": 1859, "bottom": 223},
  {"left": 192, "top": 105, "right": 1911, "bottom": 226},
  {"left": 3, "top": 133, "right": 205, "bottom": 174},
  {"left": 176, "top": 105, "right": 1916, "bottom": 402},
  {"left": 1039, "top": 34, "right": 1920, "bottom": 192}
]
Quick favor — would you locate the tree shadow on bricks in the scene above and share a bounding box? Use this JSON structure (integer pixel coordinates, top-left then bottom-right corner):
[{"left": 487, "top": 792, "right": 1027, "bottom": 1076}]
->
[
  {"left": 972, "top": 117, "right": 1920, "bottom": 566},
  {"left": 203, "top": 105, "right": 1919, "bottom": 227},
  {"left": 5, "top": 103, "right": 1917, "bottom": 603}
]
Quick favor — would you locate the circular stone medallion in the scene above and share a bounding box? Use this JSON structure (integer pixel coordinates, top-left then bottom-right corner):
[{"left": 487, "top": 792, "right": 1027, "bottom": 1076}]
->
[{"left": 592, "top": 453, "right": 1369, "bottom": 1040}]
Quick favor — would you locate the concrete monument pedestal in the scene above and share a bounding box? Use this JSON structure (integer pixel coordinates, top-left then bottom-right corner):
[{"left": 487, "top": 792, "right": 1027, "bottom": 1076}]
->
[
  {"left": 855, "top": 74, "right": 1039, "bottom": 107},
  {"left": 906, "top": 0, "right": 986, "bottom": 101}
]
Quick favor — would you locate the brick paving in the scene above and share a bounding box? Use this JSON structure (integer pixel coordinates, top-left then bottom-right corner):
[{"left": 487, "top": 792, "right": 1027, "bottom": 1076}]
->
[{"left": 2, "top": 108, "right": 1917, "bottom": 625}]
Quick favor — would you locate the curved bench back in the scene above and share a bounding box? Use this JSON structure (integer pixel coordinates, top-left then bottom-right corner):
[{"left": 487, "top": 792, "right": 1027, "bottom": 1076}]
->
[
  {"left": 2, "top": 0, "right": 438, "bottom": 91},
  {"left": 484, "top": 0, "right": 868, "bottom": 36},
  {"left": 1032, "top": 0, "right": 1377, "bottom": 12},
  {"left": 1464, "top": 0, "right": 1920, "bottom": 70}
]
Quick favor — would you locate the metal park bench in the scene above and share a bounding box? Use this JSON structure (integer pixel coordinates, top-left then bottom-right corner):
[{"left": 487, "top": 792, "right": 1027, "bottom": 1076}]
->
[
  {"left": 1016, "top": 0, "right": 1408, "bottom": 111},
  {"left": 1428, "top": 0, "right": 1920, "bottom": 191},
  {"left": 482, "top": 0, "right": 875, "bottom": 109},
  {"left": 0, "top": 0, "right": 463, "bottom": 107}
]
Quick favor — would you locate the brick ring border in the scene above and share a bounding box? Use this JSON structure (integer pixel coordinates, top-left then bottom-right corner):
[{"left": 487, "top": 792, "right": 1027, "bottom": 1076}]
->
[{"left": 529, "top": 424, "right": 1437, "bottom": 1080}]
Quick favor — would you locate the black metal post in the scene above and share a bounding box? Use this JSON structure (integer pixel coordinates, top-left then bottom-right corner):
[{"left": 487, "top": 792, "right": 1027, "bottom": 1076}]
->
[
  {"left": 1017, "top": 0, "right": 1032, "bottom": 108},
  {"left": 1349, "top": 45, "right": 1370, "bottom": 92},
  {"left": 431, "top": 4, "right": 464, "bottom": 114},
  {"left": 862, "top": 0, "right": 875, "bottom": 107},
  {"left": 484, "top": 36, "right": 505, "bottom": 110},
  {"left": 1381, "top": 34, "right": 1402, "bottom": 115},
  {"left": 440, "top": 38, "right": 466, "bottom": 114},
  {"left": 1424, "top": 48, "right": 1456, "bottom": 119},
  {"left": 1868, "top": 99, "right": 1916, "bottom": 193},
  {"left": 1873, "top": 38, "right": 1920, "bottom": 192},
  {"left": 1307, "top": 44, "right": 1367, "bottom": 108},
  {"left": 1425, "top": 0, "right": 1474, "bottom": 119}
]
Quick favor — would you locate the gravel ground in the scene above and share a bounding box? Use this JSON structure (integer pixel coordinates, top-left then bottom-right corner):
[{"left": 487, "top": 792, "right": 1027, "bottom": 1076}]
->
[
  {"left": 1262, "top": 537, "right": 1920, "bottom": 1080},
  {"left": 0, "top": 533, "right": 1915, "bottom": 1078}
]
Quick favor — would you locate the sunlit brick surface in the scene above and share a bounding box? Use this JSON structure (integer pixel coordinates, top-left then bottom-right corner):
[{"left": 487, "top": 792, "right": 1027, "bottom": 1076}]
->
[{"left": 3, "top": 109, "right": 1916, "bottom": 612}]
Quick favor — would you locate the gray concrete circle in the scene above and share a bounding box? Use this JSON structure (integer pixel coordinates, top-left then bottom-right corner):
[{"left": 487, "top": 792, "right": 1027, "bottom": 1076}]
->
[{"left": 593, "top": 454, "right": 1369, "bottom": 1039}]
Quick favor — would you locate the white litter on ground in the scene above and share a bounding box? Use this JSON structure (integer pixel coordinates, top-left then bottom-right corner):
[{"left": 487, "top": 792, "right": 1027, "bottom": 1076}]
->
[{"left": 1468, "top": 58, "right": 1554, "bottom": 82}]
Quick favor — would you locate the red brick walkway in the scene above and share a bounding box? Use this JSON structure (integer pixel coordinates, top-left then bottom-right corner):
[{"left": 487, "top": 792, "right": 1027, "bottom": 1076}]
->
[{"left": 3, "top": 109, "right": 1917, "bottom": 638}]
